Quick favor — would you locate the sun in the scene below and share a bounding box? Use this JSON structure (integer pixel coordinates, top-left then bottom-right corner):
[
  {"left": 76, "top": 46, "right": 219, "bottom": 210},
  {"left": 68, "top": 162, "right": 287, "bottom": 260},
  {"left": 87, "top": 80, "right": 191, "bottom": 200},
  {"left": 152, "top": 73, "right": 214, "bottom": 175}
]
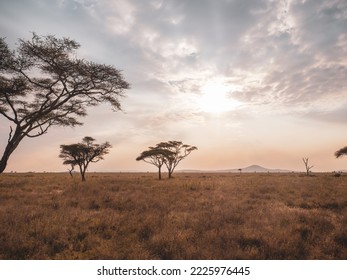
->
[{"left": 197, "top": 82, "right": 241, "bottom": 113}]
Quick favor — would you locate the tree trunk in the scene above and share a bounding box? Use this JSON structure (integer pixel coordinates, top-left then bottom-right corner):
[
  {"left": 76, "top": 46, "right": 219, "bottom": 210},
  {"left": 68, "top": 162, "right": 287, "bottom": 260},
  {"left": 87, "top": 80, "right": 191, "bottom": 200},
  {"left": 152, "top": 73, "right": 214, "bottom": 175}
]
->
[
  {"left": 158, "top": 166, "right": 162, "bottom": 180},
  {"left": 81, "top": 172, "right": 86, "bottom": 182},
  {"left": 0, "top": 128, "right": 24, "bottom": 173},
  {"left": 0, "top": 156, "right": 8, "bottom": 173},
  {"left": 78, "top": 164, "right": 86, "bottom": 182}
]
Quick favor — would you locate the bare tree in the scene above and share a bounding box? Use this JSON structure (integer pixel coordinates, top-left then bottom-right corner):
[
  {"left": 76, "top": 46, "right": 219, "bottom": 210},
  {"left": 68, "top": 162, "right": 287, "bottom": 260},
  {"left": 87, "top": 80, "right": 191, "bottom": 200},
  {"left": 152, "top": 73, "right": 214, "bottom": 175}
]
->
[
  {"left": 136, "top": 147, "right": 174, "bottom": 180},
  {"left": 0, "top": 34, "right": 129, "bottom": 173},
  {"left": 157, "top": 141, "right": 197, "bottom": 179},
  {"left": 302, "top": 157, "right": 313, "bottom": 176},
  {"left": 59, "top": 136, "right": 111, "bottom": 181}
]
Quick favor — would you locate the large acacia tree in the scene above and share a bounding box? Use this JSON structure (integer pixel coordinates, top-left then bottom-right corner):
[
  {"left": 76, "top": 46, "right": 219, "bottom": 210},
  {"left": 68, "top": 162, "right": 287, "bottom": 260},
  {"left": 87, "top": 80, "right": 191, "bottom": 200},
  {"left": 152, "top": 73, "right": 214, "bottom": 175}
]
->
[
  {"left": 0, "top": 34, "right": 129, "bottom": 173},
  {"left": 59, "top": 136, "right": 111, "bottom": 181}
]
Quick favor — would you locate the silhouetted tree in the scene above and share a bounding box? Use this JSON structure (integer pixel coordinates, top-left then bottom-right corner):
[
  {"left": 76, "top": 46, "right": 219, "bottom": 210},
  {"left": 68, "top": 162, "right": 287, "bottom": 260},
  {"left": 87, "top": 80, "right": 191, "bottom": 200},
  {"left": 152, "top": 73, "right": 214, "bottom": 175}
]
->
[
  {"left": 59, "top": 136, "right": 111, "bottom": 181},
  {"left": 157, "top": 141, "right": 197, "bottom": 179},
  {"left": 0, "top": 34, "right": 129, "bottom": 173},
  {"left": 334, "top": 147, "right": 347, "bottom": 176},
  {"left": 302, "top": 157, "right": 313, "bottom": 176},
  {"left": 136, "top": 147, "right": 174, "bottom": 180},
  {"left": 335, "top": 146, "right": 347, "bottom": 159}
]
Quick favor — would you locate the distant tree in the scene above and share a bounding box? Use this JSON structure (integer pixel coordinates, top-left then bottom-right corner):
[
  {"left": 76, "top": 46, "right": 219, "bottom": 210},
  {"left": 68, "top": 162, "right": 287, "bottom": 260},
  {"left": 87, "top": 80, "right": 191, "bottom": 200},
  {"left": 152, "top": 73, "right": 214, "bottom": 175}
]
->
[
  {"left": 157, "top": 141, "right": 197, "bottom": 179},
  {"left": 136, "top": 147, "right": 174, "bottom": 180},
  {"left": 335, "top": 146, "right": 347, "bottom": 159},
  {"left": 238, "top": 168, "right": 242, "bottom": 174},
  {"left": 0, "top": 34, "right": 129, "bottom": 173},
  {"left": 302, "top": 157, "right": 313, "bottom": 176},
  {"left": 59, "top": 136, "right": 111, "bottom": 181},
  {"left": 335, "top": 146, "right": 347, "bottom": 176}
]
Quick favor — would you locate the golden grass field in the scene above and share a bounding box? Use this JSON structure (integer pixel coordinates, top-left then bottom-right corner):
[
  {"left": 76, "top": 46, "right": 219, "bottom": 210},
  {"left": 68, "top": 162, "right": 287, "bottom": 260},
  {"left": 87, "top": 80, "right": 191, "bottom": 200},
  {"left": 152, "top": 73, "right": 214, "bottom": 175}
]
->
[{"left": 0, "top": 172, "right": 346, "bottom": 259}]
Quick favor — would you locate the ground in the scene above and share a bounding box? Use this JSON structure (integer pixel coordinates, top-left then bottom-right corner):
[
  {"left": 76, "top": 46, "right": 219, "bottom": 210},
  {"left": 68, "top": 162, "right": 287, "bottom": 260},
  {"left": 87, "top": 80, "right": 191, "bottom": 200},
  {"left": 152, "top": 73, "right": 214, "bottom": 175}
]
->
[{"left": 0, "top": 172, "right": 346, "bottom": 259}]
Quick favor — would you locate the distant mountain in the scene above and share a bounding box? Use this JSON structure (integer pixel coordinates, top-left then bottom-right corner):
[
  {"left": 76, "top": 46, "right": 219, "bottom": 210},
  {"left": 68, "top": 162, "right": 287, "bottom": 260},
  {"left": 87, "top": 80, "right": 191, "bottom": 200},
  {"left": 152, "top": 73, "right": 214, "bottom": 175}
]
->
[
  {"left": 223, "top": 165, "right": 292, "bottom": 173},
  {"left": 178, "top": 165, "right": 293, "bottom": 173}
]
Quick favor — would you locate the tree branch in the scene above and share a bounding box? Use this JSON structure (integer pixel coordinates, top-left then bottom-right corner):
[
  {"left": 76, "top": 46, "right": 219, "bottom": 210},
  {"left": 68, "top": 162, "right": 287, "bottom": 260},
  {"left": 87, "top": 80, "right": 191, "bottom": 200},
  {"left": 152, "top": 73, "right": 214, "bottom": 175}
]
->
[
  {"left": 8, "top": 126, "right": 13, "bottom": 143},
  {"left": 3, "top": 92, "right": 18, "bottom": 122},
  {"left": 0, "top": 109, "right": 16, "bottom": 123}
]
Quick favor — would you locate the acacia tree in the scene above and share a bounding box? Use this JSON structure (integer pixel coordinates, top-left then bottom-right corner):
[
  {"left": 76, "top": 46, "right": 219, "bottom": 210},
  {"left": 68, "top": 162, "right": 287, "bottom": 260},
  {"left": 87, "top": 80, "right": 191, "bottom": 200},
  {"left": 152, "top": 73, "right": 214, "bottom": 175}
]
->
[
  {"left": 335, "top": 146, "right": 347, "bottom": 160},
  {"left": 158, "top": 141, "right": 197, "bottom": 179},
  {"left": 136, "top": 147, "right": 174, "bottom": 180},
  {"left": 0, "top": 34, "right": 129, "bottom": 173},
  {"left": 59, "top": 136, "right": 111, "bottom": 181},
  {"left": 302, "top": 157, "right": 313, "bottom": 176}
]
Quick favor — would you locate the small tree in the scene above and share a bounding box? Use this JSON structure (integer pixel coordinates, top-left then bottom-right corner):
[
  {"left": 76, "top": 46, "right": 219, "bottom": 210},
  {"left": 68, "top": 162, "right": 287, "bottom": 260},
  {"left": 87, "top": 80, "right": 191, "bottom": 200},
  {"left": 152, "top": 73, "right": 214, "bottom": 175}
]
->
[
  {"left": 238, "top": 168, "right": 242, "bottom": 174},
  {"left": 59, "top": 136, "right": 111, "bottom": 181},
  {"left": 0, "top": 34, "right": 129, "bottom": 173},
  {"left": 136, "top": 147, "right": 174, "bottom": 180},
  {"left": 302, "top": 157, "right": 313, "bottom": 176},
  {"left": 157, "top": 141, "right": 197, "bottom": 179}
]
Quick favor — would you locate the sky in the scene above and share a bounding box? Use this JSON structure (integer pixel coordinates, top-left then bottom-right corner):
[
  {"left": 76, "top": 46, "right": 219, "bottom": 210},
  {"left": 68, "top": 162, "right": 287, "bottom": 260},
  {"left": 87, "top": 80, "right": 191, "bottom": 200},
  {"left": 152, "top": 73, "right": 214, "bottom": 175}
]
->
[{"left": 1, "top": 0, "right": 347, "bottom": 172}]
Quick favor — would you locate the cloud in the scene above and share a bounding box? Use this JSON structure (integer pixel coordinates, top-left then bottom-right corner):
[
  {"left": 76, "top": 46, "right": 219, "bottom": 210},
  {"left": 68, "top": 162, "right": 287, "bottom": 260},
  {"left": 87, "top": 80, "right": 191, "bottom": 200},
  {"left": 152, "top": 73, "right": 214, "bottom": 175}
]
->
[
  {"left": 24, "top": 0, "right": 343, "bottom": 120},
  {"left": 79, "top": 0, "right": 137, "bottom": 35},
  {"left": 128, "top": 0, "right": 347, "bottom": 118},
  {"left": 221, "top": 0, "right": 347, "bottom": 114},
  {"left": 304, "top": 102, "right": 347, "bottom": 124}
]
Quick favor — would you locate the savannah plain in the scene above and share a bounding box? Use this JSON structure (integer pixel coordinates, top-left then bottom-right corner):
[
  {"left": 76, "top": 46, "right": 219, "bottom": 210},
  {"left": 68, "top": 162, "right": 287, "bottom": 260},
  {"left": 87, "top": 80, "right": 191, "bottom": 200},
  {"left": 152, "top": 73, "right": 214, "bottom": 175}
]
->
[{"left": 0, "top": 172, "right": 346, "bottom": 260}]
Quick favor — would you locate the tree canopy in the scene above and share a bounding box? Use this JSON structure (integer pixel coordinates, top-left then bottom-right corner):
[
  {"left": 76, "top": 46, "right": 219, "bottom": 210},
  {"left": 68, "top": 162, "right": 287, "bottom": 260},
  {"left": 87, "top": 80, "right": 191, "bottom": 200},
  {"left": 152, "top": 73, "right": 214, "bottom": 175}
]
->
[
  {"left": 0, "top": 33, "right": 129, "bottom": 173},
  {"left": 335, "top": 146, "right": 347, "bottom": 158},
  {"left": 59, "top": 136, "right": 111, "bottom": 181}
]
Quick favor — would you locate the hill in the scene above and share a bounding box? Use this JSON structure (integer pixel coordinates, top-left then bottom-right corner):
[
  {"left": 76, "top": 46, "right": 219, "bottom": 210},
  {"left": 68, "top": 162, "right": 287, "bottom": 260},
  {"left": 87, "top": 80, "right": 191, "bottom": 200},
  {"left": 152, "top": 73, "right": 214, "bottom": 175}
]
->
[
  {"left": 179, "top": 165, "right": 292, "bottom": 173},
  {"left": 224, "top": 164, "right": 292, "bottom": 173}
]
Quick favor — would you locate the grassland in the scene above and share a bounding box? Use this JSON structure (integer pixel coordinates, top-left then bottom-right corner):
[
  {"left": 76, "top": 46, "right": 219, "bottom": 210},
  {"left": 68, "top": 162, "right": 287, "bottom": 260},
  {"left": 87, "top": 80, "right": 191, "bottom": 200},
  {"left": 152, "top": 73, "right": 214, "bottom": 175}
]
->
[{"left": 0, "top": 172, "right": 346, "bottom": 259}]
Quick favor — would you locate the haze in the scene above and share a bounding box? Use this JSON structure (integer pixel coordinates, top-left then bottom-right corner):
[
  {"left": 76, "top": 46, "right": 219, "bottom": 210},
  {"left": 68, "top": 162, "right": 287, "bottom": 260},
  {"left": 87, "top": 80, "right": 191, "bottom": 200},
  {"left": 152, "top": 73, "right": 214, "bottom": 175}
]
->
[{"left": 1, "top": 0, "right": 347, "bottom": 172}]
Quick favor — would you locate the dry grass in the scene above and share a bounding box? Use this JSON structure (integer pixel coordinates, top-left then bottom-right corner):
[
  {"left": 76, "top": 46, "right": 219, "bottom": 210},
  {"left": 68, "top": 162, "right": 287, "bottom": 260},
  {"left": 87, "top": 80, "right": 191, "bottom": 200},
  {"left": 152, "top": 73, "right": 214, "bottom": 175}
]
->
[{"left": 0, "top": 172, "right": 346, "bottom": 259}]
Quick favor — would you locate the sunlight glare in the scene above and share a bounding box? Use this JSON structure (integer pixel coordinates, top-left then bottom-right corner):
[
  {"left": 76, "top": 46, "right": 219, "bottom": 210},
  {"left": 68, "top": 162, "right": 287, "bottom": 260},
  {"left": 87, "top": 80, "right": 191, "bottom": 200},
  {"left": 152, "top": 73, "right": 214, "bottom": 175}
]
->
[{"left": 198, "top": 83, "right": 241, "bottom": 113}]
